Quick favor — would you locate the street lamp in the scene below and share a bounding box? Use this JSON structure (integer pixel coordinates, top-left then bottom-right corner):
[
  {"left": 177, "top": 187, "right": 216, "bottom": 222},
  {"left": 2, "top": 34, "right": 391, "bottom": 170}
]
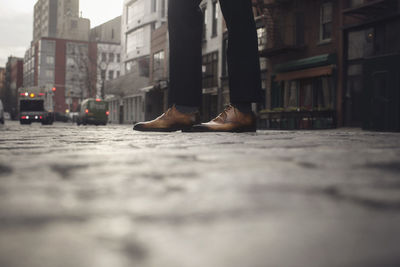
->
[{"left": 100, "top": 62, "right": 107, "bottom": 99}]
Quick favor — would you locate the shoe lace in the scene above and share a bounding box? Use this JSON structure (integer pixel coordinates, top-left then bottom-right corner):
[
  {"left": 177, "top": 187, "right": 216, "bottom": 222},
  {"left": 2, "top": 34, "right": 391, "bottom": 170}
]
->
[{"left": 213, "top": 104, "right": 234, "bottom": 122}]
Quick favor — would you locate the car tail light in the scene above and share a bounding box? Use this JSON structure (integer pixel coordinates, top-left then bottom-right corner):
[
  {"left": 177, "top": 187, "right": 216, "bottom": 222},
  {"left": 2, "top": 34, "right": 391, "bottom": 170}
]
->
[
  {"left": 106, "top": 111, "right": 110, "bottom": 116},
  {"left": 39, "top": 93, "right": 45, "bottom": 96},
  {"left": 96, "top": 99, "right": 101, "bottom": 102},
  {"left": 40, "top": 116, "right": 43, "bottom": 119},
  {"left": 85, "top": 109, "right": 89, "bottom": 114},
  {"left": 20, "top": 93, "right": 25, "bottom": 96},
  {"left": 21, "top": 116, "right": 26, "bottom": 119}
]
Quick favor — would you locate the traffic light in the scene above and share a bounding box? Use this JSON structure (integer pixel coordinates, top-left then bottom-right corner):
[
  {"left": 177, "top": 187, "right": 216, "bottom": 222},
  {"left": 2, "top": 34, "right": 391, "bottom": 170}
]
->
[{"left": 52, "top": 87, "right": 56, "bottom": 92}]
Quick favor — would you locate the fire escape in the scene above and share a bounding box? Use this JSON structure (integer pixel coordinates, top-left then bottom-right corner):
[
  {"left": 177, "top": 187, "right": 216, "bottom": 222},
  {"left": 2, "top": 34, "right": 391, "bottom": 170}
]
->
[
  {"left": 252, "top": 0, "right": 302, "bottom": 57},
  {"left": 343, "top": 0, "right": 399, "bottom": 22}
]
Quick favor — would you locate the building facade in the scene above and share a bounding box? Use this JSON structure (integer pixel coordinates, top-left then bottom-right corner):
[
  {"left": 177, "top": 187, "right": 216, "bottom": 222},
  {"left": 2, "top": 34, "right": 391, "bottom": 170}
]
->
[
  {"left": 23, "top": 37, "right": 94, "bottom": 114},
  {"left": 4, "top": 57, "right": 24, "bottom": 119},
  {"left": 341, "top": 0, "right": 400, "bottom": 131},
  {"left": 254, "top": 0, "right": 341, "bottom": 130},
  {"left": 109, "top": 0, "right": 168, "bottom": 124},
  {"left": 33, "top": 0, "right": 90, "bottom": 43},
  {"left": 90, "top": 16, "right": 122, "bottom": 99},
  {"left": 0, "top": 68, "right": 5, "bottom": 102},
  {"left": 200, "top": 0, "right": 225, "bottom": 121}
]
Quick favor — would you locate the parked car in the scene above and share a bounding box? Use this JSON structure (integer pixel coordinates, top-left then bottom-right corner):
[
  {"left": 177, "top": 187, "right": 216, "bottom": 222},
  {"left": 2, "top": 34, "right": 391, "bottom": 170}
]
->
[
  {"left": 0, "top": 99, "right": 4, "bottom": 124},
  {"left": 77, "top": 99, "right": 109, "bottom": 126}
]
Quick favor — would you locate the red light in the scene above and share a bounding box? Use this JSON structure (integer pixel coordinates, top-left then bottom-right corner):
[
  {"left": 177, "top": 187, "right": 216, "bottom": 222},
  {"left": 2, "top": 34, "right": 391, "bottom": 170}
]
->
[
  {"left": 85, "top": 109, "right": 89, "bottom": 114},
  {"left": 106, "top": 111, "right": 110, "bottom": 116},
  {"left": 96, "top": 99, "right": 101, "bottom": 102},
  {"left": 52, "top": 87, "right": 56, "bottom": 92},
  {"left": 39, "top": 93, "right": 45, "bottom": 96}
]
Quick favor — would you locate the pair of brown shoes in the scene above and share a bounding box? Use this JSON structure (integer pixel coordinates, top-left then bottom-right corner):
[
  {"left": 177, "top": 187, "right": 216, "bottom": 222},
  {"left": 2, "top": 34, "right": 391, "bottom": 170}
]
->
[{"left": 133, "top": 105, "right": 256, "bottom": 132}]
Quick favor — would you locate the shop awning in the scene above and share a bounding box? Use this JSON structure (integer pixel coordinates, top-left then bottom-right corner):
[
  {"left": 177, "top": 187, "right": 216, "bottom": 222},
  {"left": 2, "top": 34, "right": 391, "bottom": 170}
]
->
[
  {"left": 274, "top": 65, "right": 334, "bottom": 82},
  {"left": 274, "top": 53, "right": 336, "bottom": 73}
]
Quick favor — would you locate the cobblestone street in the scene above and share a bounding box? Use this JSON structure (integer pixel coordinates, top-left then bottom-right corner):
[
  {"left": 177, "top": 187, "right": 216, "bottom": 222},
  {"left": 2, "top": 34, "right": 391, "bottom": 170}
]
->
[{"left": 0, "top": 121, "right": 400, "bottom": 267}]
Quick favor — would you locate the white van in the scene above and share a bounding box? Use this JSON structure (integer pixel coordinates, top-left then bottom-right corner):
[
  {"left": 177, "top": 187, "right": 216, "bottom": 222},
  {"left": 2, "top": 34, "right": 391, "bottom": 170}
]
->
[{"left": 0, "top": 99, "right": 4, "bottom": 124}]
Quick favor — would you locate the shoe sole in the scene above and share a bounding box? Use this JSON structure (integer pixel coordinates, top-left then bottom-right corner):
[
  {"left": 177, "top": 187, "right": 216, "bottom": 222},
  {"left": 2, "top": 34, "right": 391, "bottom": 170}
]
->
[
  {"left": 184, "top": 126, "right": 257, "bottom": 133},
  {"left": 133, "top": 126, "right": 193, "bottom": 132}
]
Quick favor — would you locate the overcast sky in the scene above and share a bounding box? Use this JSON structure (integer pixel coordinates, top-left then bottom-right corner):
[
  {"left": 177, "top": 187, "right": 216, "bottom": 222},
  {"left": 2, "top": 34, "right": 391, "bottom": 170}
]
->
[{"left": 0, "top": 0, "right": 124, "bottom": 66}]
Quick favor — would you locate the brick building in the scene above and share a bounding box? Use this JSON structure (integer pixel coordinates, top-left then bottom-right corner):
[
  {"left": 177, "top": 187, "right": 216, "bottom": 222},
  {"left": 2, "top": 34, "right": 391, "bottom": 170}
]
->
[
  {"left": 0, "top": 68, "right": 5, "bottom": 101},
  {"left": 254, "top": 0, "right": 341, "bottom": 130},
  {"left": 4, "top": 57, "right": 24, "bottom": 119},
  {"left": 23, "top": 38, "right": 96, "bottom": 114},
  {"left": 341, "top": 0, "right": 400, "bottom": 131}
]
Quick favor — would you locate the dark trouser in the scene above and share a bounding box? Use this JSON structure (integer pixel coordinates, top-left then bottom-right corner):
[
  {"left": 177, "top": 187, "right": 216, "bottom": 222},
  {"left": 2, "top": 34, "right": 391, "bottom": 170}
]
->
[{"left": 168, "top": 0, "right": 262, "bottom": 107}]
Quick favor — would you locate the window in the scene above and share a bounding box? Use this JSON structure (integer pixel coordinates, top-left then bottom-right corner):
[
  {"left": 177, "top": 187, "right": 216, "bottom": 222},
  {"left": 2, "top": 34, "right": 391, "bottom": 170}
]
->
[
  {"left": 211, "top": 1, "right": 218, "bottom": 37},
  {"left": 153, "top": 50, "right": 165, "bottom": 80},
  {"left": 202, "top": 51, "right": 218, "bottom": 88},
  {"left": 151, "top": 0, "right": 157, "bottom": 13},
  {"left": 347, "top": 28, "right": 374, "bottom": 60},
  {"left": 295, "top": 12, "right": 305, "bottom": 46},
  {"left": 109, "top": 53, "right": 115, "bottom": 62},
  {"left": 257, "top": 27, "right": 267, "bottom": 51},
  {"left": 71, "top": 20, "right": 77, "bottom": 29},
  {"left": 46, "top": 56, "right": 54, "bottom": 64},
  {"left": 320, "top": 2, "right": 333, "bottom": 41},
  {"left": 117, "top": 54, "right": 121, "bottom": 63},
  {"left": 202, "top": 5, "right": 207, "bottom": 41},
  {"left": 101, "top": 52, "right": 107, "bottom": 62},
  {"left": 127, "top": 0, "right": 145, "bottom": 25},
  {"left": 46, "top": 70, "right": 54, "bottom": 78},
  {"left": 161, "top": 0, "right": 166, "bottom": 18},
  {"left": 67, "top": 57, "right": 75, "bottom": 67},
  {"left": 108, "top": 70, "right": 114, "bottom": 80},
  {"left": 116, "top": 71, "right": 120, "bottom": 78},
  {"left": 126, "top": 28, "right": 144, "bottom": 54}
]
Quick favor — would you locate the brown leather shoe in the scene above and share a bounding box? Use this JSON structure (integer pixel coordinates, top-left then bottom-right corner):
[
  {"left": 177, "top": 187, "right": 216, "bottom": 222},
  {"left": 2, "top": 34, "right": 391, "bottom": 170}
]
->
[
  {"left": 133, "top": 105, "right": 200, "bottom": 132},
  {"left": 190, "top": 105, "right": 257, "bottom": 132}
]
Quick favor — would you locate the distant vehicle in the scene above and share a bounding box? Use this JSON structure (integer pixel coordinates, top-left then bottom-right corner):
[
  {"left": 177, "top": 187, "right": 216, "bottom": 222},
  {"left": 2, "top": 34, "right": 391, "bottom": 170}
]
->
[
  {"left": 18, "top": 87, "right": 54, "bottom": 125},
  {"left": 0, "top": 99, "right": 4, "bottom": 124},
  {"left": 77, "top": 99, "right": 109, "bottom": 126}
]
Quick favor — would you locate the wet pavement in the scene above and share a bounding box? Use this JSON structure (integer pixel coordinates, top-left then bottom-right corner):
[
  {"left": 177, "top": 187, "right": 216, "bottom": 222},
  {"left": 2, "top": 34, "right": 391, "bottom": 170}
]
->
[{"left": 0, "top": 120, "right": 400, "bottom": 267}]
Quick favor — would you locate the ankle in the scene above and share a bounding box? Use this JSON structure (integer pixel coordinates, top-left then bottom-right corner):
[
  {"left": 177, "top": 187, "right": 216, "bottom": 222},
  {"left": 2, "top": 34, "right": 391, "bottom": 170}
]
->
[
  {"left": 231, "top": 102, "right": 252, "bottom": 114},
  {"left": 175, "top": 105, "right": 199, "bottom": 114}
]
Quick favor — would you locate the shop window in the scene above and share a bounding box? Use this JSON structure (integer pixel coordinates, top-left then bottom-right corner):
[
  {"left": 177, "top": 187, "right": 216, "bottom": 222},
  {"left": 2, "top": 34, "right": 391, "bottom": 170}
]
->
[
  {"left": 202, "top": 51, "right": 218, "bottom": 88},
  {"left": 271, "top": 78, "right": 284, "bottom": 109}
]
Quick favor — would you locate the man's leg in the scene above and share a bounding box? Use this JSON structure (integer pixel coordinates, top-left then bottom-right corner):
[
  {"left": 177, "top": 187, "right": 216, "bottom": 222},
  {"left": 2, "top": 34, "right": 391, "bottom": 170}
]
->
[
  {"left": 219, "top": 0, "right": 262, "bottom": 106},
  {"left": 133, "top": 0, "right": 203, "bottom": 132},
  {"left": 168, "top": 0, "right": 203, "bottom": 108},
  {"left": 191, "top": 0, "right": 261, "bottom": 132}
]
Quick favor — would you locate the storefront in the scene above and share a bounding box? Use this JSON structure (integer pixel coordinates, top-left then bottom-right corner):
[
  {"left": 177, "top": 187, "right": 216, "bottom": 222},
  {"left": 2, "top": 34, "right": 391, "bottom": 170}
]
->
[{"left": 260, "top": 54, "right": 337, "bottom": 130}]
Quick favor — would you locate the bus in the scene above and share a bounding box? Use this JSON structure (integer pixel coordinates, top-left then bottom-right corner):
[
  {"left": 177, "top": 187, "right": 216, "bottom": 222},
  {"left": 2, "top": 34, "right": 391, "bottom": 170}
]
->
[{"left": 77, "top": 99, "right": 109, "bottom": 126}]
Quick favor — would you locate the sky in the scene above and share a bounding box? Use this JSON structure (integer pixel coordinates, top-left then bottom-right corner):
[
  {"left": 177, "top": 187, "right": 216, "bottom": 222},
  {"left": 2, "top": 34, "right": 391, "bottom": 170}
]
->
[{"left": 0, "top": 0, "right": 124, "bottom": 66}]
